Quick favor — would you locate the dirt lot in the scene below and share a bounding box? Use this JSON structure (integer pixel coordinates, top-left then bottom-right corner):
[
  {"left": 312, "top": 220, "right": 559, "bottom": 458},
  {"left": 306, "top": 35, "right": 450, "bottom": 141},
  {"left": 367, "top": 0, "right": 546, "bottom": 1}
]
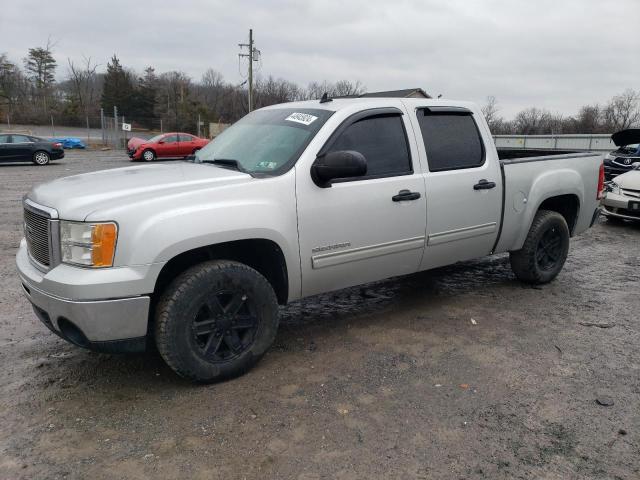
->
[{"left": 1, "top": 150, "right": 639, "bottom": 479}]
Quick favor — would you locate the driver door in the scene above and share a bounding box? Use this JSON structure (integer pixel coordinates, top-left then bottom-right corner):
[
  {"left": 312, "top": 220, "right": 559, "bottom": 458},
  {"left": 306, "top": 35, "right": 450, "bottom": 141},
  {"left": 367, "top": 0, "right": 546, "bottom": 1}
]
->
[
  {"left": 296, "top": 107, "right": 427, "bottom": 297},
  {"left": 157, "top": 134, "right": 180, "bottom": 157}
]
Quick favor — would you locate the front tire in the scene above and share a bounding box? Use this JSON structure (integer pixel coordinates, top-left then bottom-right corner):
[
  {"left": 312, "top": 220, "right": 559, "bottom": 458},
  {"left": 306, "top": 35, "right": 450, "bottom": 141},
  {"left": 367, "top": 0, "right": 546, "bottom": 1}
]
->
[
  {"left": 510, "top": 210, "right": 570, "bottom": 284},
  {"left": 142, "top": 149, "right": 156, "bottom": 162},
  {"left": 33, "top": 151, "right": 50, "bottom": 165},
  {"left": 155, "top": 260, "right": 279, "bottom": 383}
]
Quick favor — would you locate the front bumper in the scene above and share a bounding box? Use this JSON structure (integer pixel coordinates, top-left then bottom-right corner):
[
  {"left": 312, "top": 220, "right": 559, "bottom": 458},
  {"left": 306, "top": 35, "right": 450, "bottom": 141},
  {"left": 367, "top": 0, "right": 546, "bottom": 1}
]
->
[
  {"left": 16, "top": 240, "right": 153, "bottom": 352},
  {"left": 602, "top": 191, "right": 640, "bottom": 221}
]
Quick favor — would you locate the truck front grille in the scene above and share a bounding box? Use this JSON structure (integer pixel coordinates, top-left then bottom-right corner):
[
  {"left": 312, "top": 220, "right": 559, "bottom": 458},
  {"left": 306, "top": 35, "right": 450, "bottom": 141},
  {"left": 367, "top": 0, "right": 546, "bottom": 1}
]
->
[{"left": 24, "top": 207, "right": 51, "bottom": 266}]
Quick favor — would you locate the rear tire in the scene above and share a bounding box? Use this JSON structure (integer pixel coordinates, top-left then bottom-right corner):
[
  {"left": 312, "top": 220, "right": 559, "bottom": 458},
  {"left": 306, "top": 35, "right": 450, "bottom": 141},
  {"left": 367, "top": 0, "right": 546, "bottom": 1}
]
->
[
  {"left": 142, "top": 149, "right": 156, "bottom": 162},
  {"left": 510, "top": 210, "right": 570, "bottom": 284},
  {"left": 155, "top": 260, "right": 279, "bottom": 383},
  {"left": 33, "top": 151, "right": 50, "bottom": 165}
]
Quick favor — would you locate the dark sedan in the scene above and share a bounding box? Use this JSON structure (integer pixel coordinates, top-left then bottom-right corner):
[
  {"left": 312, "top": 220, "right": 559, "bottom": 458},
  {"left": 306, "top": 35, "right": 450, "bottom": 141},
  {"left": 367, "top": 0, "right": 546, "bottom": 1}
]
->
[
  {"left": 604, "top": 129, "right": 640, "bottom": 181},
  {"left": 0, "top": 134, "right": 64, "bottom": 165}
]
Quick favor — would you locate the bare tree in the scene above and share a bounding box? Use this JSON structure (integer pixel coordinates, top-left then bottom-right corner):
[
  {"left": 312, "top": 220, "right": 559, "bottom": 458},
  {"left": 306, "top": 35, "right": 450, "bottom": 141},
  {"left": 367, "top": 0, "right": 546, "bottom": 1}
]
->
[
  {"left": 602, "top": 89, "right": 640, "bottom": 131},
  {"left": 67, "top": 57, "right": 100, "bottom": 117}
]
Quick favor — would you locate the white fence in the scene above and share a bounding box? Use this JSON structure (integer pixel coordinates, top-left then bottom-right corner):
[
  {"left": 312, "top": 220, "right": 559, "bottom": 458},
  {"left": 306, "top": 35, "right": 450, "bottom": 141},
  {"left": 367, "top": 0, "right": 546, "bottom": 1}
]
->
[{"left": 493, "top": 134, "right": 615, "bottom": 152}]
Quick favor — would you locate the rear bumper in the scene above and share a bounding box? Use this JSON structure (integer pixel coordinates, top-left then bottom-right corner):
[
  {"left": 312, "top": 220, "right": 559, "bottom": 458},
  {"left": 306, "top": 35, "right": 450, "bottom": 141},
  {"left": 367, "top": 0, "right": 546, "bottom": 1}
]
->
[{"left": 51, "top": 150, "right": 65, "bottom": 160}]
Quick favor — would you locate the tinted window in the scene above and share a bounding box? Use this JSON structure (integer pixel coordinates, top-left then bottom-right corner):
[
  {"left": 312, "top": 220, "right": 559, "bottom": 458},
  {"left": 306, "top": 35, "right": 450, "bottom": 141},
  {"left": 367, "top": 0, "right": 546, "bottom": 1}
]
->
[
  {"left": 163, "top": 134, "right": 179, "bottom": 143},
  {"left": 0, "top": 135, "right": 9, "bottom": 143},
  {"left": 180, "top": 134, "right": 194, "bottom": 142},
  {"left": 11, "top": 135, "right": 32, "bottom": 143},
  {"left": 417, "top": 112, "right": 484, "bottom": 171},
  {"left": 328, "top": 114, "right": 411, "bottom": 178}
]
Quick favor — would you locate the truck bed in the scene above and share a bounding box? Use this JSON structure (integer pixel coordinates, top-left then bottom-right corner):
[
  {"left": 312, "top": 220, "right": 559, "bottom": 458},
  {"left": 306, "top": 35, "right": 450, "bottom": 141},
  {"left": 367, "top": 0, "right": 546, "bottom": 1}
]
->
[
  {"left": 493, "top": 149, "right": 603, "bottom": 255},
  {"left": 498, "top": 148, "right": 582, "bottom": 161}
]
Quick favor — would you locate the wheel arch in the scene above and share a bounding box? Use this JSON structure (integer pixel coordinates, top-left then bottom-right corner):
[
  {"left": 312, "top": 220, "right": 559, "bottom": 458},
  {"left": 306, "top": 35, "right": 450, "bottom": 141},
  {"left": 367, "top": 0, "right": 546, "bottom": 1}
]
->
[
  {"left": 153, "top": 238, "right": 289, "bottom": 306},
  {"left": 537, "top": 194, "right": 580, "bottom": 235}
]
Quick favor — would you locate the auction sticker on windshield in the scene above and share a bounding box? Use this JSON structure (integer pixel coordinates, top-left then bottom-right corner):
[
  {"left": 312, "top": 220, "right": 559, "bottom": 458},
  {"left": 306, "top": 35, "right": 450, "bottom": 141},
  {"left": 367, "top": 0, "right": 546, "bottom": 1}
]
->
[{"left": 285, "top": 112, "right": 318, "bottom": 126}]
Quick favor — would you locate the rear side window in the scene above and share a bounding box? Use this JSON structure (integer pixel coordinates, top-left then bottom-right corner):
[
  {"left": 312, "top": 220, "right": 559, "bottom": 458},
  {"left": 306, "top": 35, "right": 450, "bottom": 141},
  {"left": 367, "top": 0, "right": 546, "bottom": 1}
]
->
[
  {"left": 180, "top": 134, "right": 194, "bottom": 142},
  {"left": 0, "top": 135, "right": 9, "bottom": 143},
  {"left": 328, "top": 114, "right": 411, "bottom": 178},
  {"left": 11, "top": 135, "right": 32, "bottom": 143},
  {"left": 417, "top": 111, "right": 485, "bottom": 171},
  {"left": 163, "top": 134, "right": 179, "bottom": 143}
]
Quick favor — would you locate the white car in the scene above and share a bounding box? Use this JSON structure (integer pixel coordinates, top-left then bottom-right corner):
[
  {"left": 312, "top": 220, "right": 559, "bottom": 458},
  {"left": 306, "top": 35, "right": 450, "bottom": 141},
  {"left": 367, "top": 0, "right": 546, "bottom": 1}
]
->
[{"left": 602, "top": 164, "right": 640, "bottom": 221}]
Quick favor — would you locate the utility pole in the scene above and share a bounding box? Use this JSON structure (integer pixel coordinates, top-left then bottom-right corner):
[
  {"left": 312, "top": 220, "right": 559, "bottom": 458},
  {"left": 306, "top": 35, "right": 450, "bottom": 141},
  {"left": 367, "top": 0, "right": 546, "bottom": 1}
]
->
[{"left": 238, "top": 28, "right": 260, "bottom": 112}]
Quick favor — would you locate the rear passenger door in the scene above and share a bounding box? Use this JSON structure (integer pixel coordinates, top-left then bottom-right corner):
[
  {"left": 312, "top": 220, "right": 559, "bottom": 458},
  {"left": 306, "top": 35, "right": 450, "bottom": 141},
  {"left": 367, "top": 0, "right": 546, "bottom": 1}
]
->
[
  {"left": 409, "top": 106, "right": 503, "bottom": 270},
  {"left": 178, "top": 134, "right": 196, "bottom": 156}
]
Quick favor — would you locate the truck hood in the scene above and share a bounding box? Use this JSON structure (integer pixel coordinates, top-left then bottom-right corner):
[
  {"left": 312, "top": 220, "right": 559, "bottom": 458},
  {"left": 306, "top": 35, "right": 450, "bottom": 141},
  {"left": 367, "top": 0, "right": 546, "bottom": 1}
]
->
[
  {"left": 28, "top": 162, "right": 252, "bottom": 221},
  {"left": 611, "top": 129, "right": 640, "bottom": 147}
]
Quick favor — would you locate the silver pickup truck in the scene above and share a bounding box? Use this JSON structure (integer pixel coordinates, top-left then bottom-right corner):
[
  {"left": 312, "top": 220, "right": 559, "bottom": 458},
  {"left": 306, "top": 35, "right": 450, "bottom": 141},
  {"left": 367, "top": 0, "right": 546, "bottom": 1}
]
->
[{"left": 16, "top": 97, "right": 604, "bottom": 382}]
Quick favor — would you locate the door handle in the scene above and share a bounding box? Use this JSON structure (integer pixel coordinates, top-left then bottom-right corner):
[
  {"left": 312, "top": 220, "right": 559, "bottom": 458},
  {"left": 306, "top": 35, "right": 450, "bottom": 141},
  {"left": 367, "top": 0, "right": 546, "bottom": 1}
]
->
[
  {"left": 392, "top": 189, "right": 421, "bottom": 202},
  {"left": 473, "top": 179, "right": 496, "bottom": 190}
]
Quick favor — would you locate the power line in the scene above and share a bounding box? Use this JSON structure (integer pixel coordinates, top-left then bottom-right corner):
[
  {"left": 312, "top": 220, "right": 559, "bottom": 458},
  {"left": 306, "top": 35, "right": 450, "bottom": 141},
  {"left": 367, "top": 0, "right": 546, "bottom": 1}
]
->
[{"left": 238, "top": 28, "right": 260, "bottom": 112}]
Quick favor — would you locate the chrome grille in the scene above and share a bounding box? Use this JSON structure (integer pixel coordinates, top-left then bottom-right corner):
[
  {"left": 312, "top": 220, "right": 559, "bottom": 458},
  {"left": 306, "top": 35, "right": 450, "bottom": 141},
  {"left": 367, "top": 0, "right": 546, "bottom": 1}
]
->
[
  {"left": 622, "top": 188, "right": 640, "bottom": 199},
  {"left": 24, "top": 207, "right": 51, "bottom": 266}
]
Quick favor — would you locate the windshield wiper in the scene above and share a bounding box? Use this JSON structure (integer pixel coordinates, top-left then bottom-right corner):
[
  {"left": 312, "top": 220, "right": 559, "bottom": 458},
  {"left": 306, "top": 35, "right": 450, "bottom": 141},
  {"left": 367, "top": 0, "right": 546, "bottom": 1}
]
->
[{"left": 200, "top": 158, "right": 249, "bottom": 174}]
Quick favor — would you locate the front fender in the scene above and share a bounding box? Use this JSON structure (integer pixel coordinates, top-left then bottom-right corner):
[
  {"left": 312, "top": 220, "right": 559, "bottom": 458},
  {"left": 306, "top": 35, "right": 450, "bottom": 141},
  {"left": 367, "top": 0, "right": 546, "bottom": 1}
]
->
[{"left": 105, "top": 173, "right": 301, "bottom": 299}]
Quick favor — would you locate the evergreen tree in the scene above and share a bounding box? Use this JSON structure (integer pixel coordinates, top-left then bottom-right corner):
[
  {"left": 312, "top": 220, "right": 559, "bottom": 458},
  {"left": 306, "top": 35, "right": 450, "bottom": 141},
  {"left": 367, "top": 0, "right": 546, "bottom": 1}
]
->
[
  {"left": 100, "top": 55, "right": 134, "bottom": 115},
  {"left": 24, "top": 45, "right": 57, "bottom": 113}
]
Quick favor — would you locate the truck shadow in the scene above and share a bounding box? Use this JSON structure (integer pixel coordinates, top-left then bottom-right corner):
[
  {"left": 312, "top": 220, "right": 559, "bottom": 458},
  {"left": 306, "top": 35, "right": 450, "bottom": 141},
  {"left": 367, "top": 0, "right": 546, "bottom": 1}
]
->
[{"left": 30, "top": 253, "right": 517, "bottom": 393}]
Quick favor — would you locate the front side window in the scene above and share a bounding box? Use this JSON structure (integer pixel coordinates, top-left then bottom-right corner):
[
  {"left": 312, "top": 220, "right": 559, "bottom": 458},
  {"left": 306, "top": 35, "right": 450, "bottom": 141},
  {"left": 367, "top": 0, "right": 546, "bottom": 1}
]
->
[
  {"left": 327, "top": 114, "right": 412, "bottom": 178},
  {"left": 195, "top": 108, "right": 333, "bottom": 175},
  {"left": 0, "top": 134, "right": 9, "bottom": 143},
  {"left": 417, "top": 111, "right": 485, "bottom": 171}
]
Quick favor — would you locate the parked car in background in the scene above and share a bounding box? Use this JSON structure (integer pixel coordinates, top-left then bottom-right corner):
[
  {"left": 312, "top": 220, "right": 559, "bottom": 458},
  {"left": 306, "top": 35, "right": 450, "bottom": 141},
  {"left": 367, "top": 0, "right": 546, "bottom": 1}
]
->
[
  {"left": 604, "top": 129, "right": 640, "bottom": 180},
  {"left": 0, "top": 134, "right": 64, "bottom": 165},
  {"left": 127, "top": 133, "right": 209, "bottom": 161},
  {"left": 602, "top": 164, "right": 640, "bottom": 222}
]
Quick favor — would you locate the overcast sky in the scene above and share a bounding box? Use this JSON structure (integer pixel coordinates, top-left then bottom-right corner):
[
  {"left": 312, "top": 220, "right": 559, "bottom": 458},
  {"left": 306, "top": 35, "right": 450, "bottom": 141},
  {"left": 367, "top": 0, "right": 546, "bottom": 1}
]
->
[{"left": 1, "top": 0, "right": 638, "bottom": 118}]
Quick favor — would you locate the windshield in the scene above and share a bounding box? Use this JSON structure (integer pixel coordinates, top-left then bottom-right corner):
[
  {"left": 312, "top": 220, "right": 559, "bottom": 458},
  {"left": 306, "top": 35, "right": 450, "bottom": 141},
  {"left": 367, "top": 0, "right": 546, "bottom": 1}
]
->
[
  {"left": 193, "top": 108, "right": 333, "bottom": 174},
  {"left": 147, "top": 134, "right": 164, "bottom": 143},
  {"left": 619, "top": 143, "right": 640, "bottom": 154}
]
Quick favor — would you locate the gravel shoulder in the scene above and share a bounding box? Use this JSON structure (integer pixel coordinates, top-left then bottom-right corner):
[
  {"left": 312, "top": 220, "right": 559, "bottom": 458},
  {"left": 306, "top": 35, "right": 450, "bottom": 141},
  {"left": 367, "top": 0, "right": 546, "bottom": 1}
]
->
[{"left": 1, "top": 151, "right": 639, "bottom": 479}]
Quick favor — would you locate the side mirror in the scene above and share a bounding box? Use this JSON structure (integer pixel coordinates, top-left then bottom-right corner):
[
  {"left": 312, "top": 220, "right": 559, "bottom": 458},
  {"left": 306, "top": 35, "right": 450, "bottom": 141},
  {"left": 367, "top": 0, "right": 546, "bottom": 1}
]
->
[{"left": 311, "top": 150, "right": 367, "bottom": 187}]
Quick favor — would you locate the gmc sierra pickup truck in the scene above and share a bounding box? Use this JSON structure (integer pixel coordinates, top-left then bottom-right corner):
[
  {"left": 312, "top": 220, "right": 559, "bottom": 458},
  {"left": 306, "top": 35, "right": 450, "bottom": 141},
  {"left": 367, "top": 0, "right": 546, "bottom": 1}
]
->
[{"left": 17, "top": 97, "right": 604, "bottom": 382}]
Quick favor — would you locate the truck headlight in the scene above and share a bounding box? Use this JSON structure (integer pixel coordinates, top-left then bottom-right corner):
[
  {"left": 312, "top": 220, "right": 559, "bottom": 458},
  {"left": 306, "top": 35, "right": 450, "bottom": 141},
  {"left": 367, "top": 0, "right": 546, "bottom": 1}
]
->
[
  {"left": 60, "top": 221, "right": 118, "bottom": 267},
  {"left": 604, "top": 153, "right": 614, "bottom": 161}
]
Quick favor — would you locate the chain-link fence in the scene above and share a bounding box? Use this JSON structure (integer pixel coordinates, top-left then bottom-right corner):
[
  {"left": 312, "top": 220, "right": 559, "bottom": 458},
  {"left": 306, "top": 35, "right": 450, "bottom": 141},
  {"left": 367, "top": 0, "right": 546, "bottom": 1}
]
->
[{"left": 0, "top": 108, "right": 222, "bottom": 149}]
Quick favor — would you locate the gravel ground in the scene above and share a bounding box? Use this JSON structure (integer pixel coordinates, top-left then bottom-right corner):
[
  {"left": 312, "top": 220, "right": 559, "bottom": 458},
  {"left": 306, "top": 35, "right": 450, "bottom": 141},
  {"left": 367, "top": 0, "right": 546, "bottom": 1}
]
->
[{"left": 1, "top": 150, "right": 639, "bottom": 479}]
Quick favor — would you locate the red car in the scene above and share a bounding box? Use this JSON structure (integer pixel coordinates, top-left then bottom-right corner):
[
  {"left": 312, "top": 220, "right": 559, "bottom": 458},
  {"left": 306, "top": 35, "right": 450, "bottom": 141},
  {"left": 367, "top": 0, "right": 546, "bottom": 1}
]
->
[{"left": 127, "top": 132, "right": 210, "bottom": 161}]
